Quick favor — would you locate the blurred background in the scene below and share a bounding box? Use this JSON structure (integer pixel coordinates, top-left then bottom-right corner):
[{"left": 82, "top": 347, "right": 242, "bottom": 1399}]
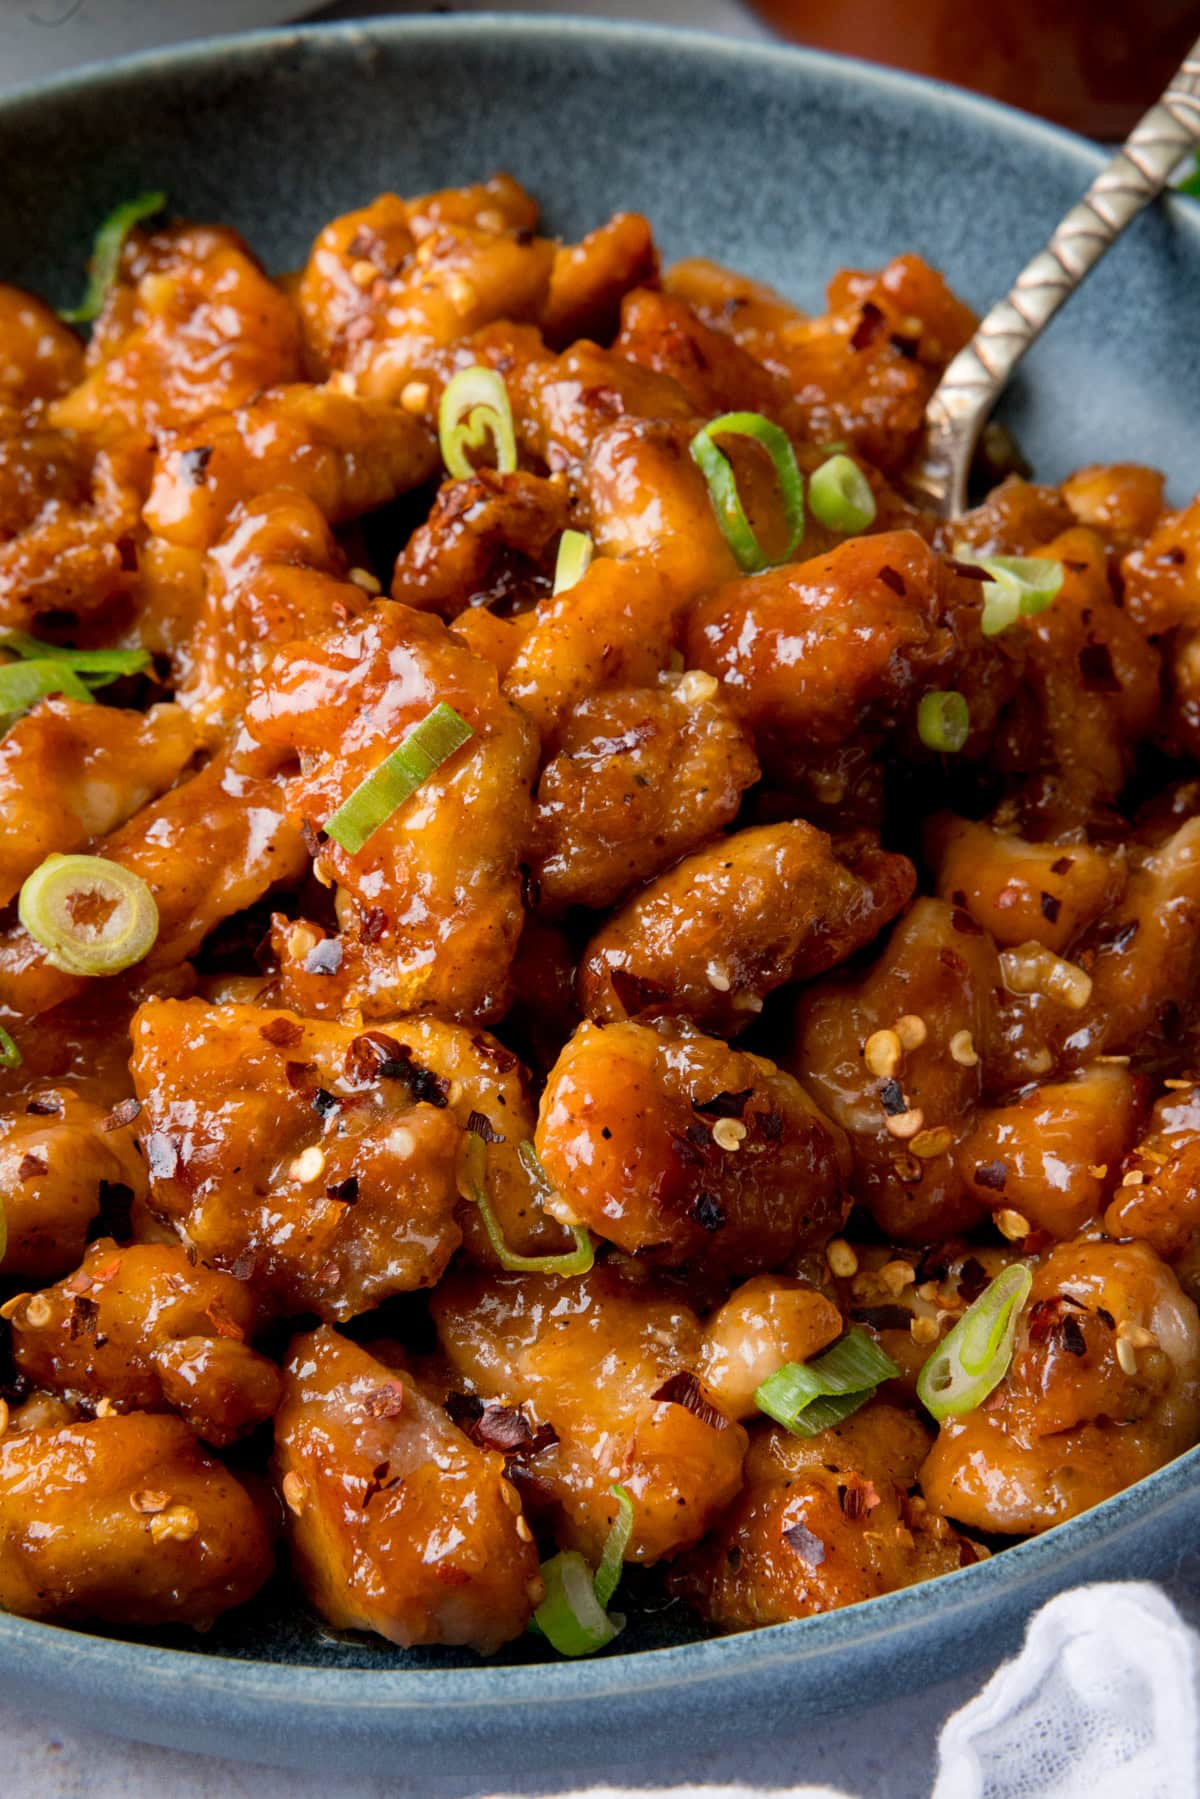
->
[{"left": 3, "top": 0, "right": 1199, "bottom": 135}]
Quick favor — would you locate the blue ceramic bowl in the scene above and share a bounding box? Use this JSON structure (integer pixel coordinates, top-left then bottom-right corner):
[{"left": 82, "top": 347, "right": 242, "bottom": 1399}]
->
[{"left": 1, "top": 15, "right": 1198, "bottom": 1777}]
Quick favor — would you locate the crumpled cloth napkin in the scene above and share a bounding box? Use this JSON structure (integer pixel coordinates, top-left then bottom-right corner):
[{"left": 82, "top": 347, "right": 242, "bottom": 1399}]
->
[{"left": 548, "top": 1582, "right": 1199, "bottom": 1799}]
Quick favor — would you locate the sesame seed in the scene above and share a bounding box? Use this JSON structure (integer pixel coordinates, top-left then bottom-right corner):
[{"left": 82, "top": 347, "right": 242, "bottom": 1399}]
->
[
  {"left": 885, "top": 1107, "right": 925, "bottom": 1140},
  {"left": 676, "top": 669, "right": 719, "bottom": 705},
  {"left": 732, "top": 992, "right": 764, "bottom": 1014},
  {"left": 349, "top": 258, "right": 378, "bottom": 288},
  {"left": 290, "top": 1145, "right": 326, "bottom": 1184},
  {"left": 1116, "top": 1337, "right": 1138, "bottom": 1376},
  {"left": 895, "top": 1014, "right": 927, "bottom": 1050},
  {"left": 476, "top": 208, "right": 507, "bottom": 232},
  {"left": 713, "top": 1118, "right": 747, "bottom": 1152},
  {"left": 282, "top": 1471, "right": 309, "bottom": 1516},
  {"left": 130, "top": 1489, "right": 171, "bottom": 1515},
  {"left": 328, "top": 370, "right": 359, "bottom": 396},
  {"left": 879, "top": 1260, "right": 916, "bottom": 1295},
  {"left": 149, "top": 1505, "right": 199, "bottom": 1546},
  {"left": 910, "top": 1315, "right": 939, "bottom": 1345},
  {"left": 400, "top": 380, "right": 430, "bottom": 415},
  {"left": 387, "top": 1126, "right": 416, "bottom": 1160},
  {"left": 288, "top": 922, "right": 322, "bottom": 961},
  {"left": 910, "top": 1126, "right": 953, "bottom": 1159},
  {"left": 94, "top": 1397, "right": 115, "bottom": 1418},
  {"left": 864, "top": 1029, "right": 903, "bottom": 1079},
  {"left": 1163, "top": 1078, "right": 1195, "bottom": 1090},
  {"left": 0, "top": 1294, "right": 27, "bottom": 1321},
  {"left": 826, "top": 1238, "right": 859, "bottom": 1278},
  {"left": 1088, "top": 1164, "right": 1108, "bottom": 1180},
  {"left": 916, "top": 1281, "right": 940, "bottom": 1303},
  {"left": 706, "top": 962, "right": 732, "bottom": 992},
  {"left": 1096, "top": 1054, "right": 1131, "bottom": 1065},
  {"left": 515, "top": 1516, "right": 533, "bottom": 1543},
  {"left": 445, "top": 274, "right": 478, "bottom": 313},
  {"left": 348, "top": 566, "right": 382, "bottom": 596},
  {"left": 527, "top": 1577, "right": 547, "bottom": 1605},
  {"left": 500, "top": 1481, "right": 522, "bottom": 1514},
  {"left": 23, "top": 1294, "right": 51, "bottom": 1329},
  {"left": 949, "top": 1030, "right": 978, "bottom": 1067},
  {"left": 1121, "top": 1169, "right": 1145, "bottom": 1187},
  {"left": 995, "top": 1208, "right": 1031, "bottom": 1241},
  {"left": 1117, "top": 1321, "right": 1157, "bottom": 1349},
  {"left": 1026, "top": 1047, "right": 1054, "bottom": 1076}
]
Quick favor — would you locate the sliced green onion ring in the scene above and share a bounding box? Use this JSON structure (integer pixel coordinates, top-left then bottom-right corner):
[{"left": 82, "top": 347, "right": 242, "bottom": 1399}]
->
[
  {"left": 1177, "top": 152, "right": 1200, "bottom": 198},
  {"left": 0, "top": 660, "right": 93, "bottom": 735},
  {"left": 689, "top": 411, "right": 804, "bottom": 574},
  {"left": 18, "top": 854, "right": 159, "bottom": 977},
  {"left": 60, "top": 190, "right": 167, "bottom": 326},
  {"left": 460, "top": 1134, "right": 594, "bottom": 1276},
  {"left": 0, "top": 630, "right": 151, "bottom": 688},
  {"left": 552, "top": 529, "right": 594, "bottom": 596},
  {"left": 917, "top": 1264, "right": 1033, "bottom": 1421},
  {"left": 918, "top": 689, "right": 970, "bottom": 754},
  {"left": 533, "top": 1484, "right": 633, "bottom": 1656},
  {"left": 956, "top": 549, "right": 1065, "bottom": 637},
  {"left": 438, "top": 366, "right": 518, "bottom": 480},
  {"left": 0, "top": 1026, "right": 21, "bottom": 1070},
  {"left": 808, "top": 453, "right": 877, "bottom": 534},
  {"left": 323, "top": 702, "right": 473, "bottom": 855},
  {"left": 755, "top": 1327, "right": 900, "bottom": 1438}
]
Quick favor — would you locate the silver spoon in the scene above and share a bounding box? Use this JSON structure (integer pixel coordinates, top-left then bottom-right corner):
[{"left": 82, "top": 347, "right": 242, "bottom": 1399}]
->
[{"left": 908, "top": 34, "right": 1200, "bottom": 519}]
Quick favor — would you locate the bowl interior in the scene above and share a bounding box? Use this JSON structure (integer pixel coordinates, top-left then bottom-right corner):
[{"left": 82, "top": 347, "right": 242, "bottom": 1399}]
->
[{"left": 0, "top": 12, "right": 1198, "bottom": 1767}]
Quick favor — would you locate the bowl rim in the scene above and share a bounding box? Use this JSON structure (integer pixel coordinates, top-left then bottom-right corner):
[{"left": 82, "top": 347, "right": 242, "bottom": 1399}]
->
[{"left": 1, "top": 4, "right": 1198, "bottom": 1732}]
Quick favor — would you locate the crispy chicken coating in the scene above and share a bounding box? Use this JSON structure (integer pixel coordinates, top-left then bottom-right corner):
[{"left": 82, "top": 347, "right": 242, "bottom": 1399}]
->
[{"left": 0, "top": 1090, "right": 147, "bottom": 1282}]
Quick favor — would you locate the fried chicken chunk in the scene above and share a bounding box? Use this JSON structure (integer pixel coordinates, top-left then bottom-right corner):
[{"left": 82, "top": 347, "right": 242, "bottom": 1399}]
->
[
  {"left": 130, "top": 1000, "right": 464, "bottom": 1320},
  {"left": 10, "top": 1238, "right": 280, "bottom": 1446},
  {"left": 535, "top": 1018, "right": 850, "bottom": 1271},
  {"left": 431, "top": 1263, "right": 748, "bottom": 1565},
  {"left": 0, "top": 1413, "right": 273, "bottom": 1628},
  {"left": 579, "top": 822, "right": 914, "bottom": 1035},
  {"left": 0, "top": 1089, "right": 147, "bottom": 1282},
  {"left": 274, "top": 1326, "right": 539, "bottom": 1653},
  {"left": 670, "top": 1404, "right": 975, "bottom": 1628}
]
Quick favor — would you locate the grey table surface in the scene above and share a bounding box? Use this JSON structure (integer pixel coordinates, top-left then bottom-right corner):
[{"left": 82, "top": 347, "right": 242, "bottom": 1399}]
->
[{"left": 0, "top": 1, "right": 1177, "bottom": 1793}]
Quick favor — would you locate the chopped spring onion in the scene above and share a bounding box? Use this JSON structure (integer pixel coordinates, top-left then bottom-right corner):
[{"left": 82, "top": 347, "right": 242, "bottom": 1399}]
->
[
  {"left": 916, "top": 1263, "right": 1033, "bottom": 1421},
  {"left": 60, "top": 190, "right": 167, "bottom": 326},
  {"left": 0, "top": 1026, "right": 21, "bottom": 1070},
  {"left": 689, "top": 411, "right": 804, "bottom": 574},
  {"left": 1178, "top": 153, "right": 1200, "bottom": 199},
  {"left": 533, "top": 1484, "right": 633, "bottom": 1656},
  {"left": 553, "top": 529, "right": 594, "bottom": 595},
  {"left": 0, "top": 630, "right": 150, "bottom": 689},
  {"left": 323, "top": 702, "right": 473, "bottom": 855},
  {"left": 459, "top": 1134, "right": 594, "bottom": 1276},
  {"left": 438, "top": 366, "right": 518, "bottom": 479},
  {"left": 958, "top": 551, "right": 1065, "bottom": 637},
  {"left": 808, "top": 453, "right": 877, "bottom": 535},
  {"left": 917, "top": 689, "right": 970, "bottom": 754},
  {"left": 18, "top": 854, "right": 159, "bottom": 977},
  {"left": 755, "top": 1328, "right": 900, "bottom": 1438},
  {"left": 0, "top": 660, "right": 93, "bottom": 735}
]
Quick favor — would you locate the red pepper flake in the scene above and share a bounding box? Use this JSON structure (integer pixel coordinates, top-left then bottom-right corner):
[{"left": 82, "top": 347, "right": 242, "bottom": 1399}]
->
[
  {"left": 946, "top": 557, "right": 988, "bottom": 582},
  {"left": 466, "top": 1110, "right": 504, "bottom": 1144},
  {"left": 782, "top": 1520, "right": 826, "bottom": 1565},
  {"left": 692, "top": 1191, "right": 726, "bottom": 1233},
  {"left": 1050, "top": 856, "right": 1074, "bottom": 876},
  {"left": 304, "top": 938, "right": 344, "bottom": 976},
  {"left": 300, "top": 819, "right": 327, "bottom": 856},
  {"left": 691, "top": 1088, "right": 753, "bottom": 1119},
  {"left": 756, "top": 1109, "right": 784, "bottom": 1142},
  {"left": 17, "top": 1152, "right": 47, "bottom": 1180},
  {"left": 25, "top": 1094, "right": 62, "bottom": 1117},
  {"left": 312, "top": 1088, "right": 340, "bottom": 1120},
  {"left": 609, "top": 966, "right": 673, "bottom": 1018},
  {"left": 204, "top": 1301, "right": 245, "bottom": 1342},
  {"left": 361, "top": 1460, "right": 398, "bottom": 1507},
  {"left": 326, "top": 1175, "right": 359, "bottom": 1204},
  {"left": 284, "top": 1060, "right": 317, "bottom": 1091},
  {"left": 849, "top": 300, "right": 884, "bottom": 350},
  {"left": 958, "top": 1256, "right": 989, "bottom": 1303},
  {"left": 103, "top": 1098, "right": 141, "bottom": 1131},
  {"left": 651, "top": 1370, "right": 727, "bottom": 1431},
  {"left": 230, "top": 1252, "right": 257, "bottom": 1283},
  {"left": 950, "top": 907, "right": 983, "bottom": 936},
  {"left": 877, "top": 564, "right": 906, "bottom": 596},
  {"left": 69, "top": 1295, "right": 100, "bottom": 1341},
  {"left": 180, "top": 445, "right": 212, "bottom": 484},
  {"left": 849, "top": 1304, "right": 913, "bottom": 1332},
  {"left": 878, "top": 1078, "right": 908, "bottom": 1117},
  {"left": 973, "top": 1161, "right": 1008, "bottom": 1192},
  {"left": 1096, "top": 1306, "right": 1116, "bottom": 1330},
  {"left": 1060, "top": 1313, "right": 1087, "bottom": 1357},
  {"left": 469, "top": 1033, "right": 519, "bottom": 1074},
  {"left": 1078, "top": 642, "right": 1122, "bottom": 692},
  {"left": 1040, "top": 892, "right": 1061, "bottom": 924},
  {"left": 260, "top": 1016, "right": 303, "bottom": 1049},
  {"left": 344, "top": 1032, "right": 449, "bottom": 1106},
  {"left": 363, "top": 1382, "right": 405, "bottom": 1420},
  {"left": 359, "top": 906, "right": 388, "bottom": 945},
  {"left": 838, "top": 1476, "right": 882, "bottom": 1521}
]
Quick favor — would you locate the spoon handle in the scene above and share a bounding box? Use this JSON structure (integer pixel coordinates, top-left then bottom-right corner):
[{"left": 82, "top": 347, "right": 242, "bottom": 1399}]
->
[{"left": 920, "top": 36, "right": 1200, "bottom": 514}]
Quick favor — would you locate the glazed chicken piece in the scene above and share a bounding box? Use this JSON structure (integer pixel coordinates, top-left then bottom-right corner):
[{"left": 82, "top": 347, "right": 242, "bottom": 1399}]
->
[
  {"left": 0, "top": 749, "right": 305, "bottom": 1020},
  {"left": 791, "top": 898, "right": 1000, "bottom": 1243},
  {"left": 0, "top": 285, "right": 84, "bottom": 405},
  {"left": 921, "top": 1238, "right": 1200, "bottom": 1533},
  {"left": 684, "top": 531, "right": 1007, "bottom": 769},
  {"left": 144, "top": 382, "right": 438, "bottom": 551},
  {"left": 431, "top": 1262, "right": 749, "bottom": 1565},
  {"left": 534, "top": 1016, "right": 851, "bottom": 1271},
  {"left": 531, "top": 677, "right": 760, "bottom": 912},
  {"left": 579, "top": 821, "right": 914, "bottom": 1036},
  {"left": 0, "top": 1089, "right": 147, "bottom": 1282},
  {"left": 391, "top": 467, "right": 570, "bottom": 619},
  {"left": 174, "top": 491, "right": 365, "bottom": 740},
  {"left": 0, "top": 1412, "right": 273, "bottom": 1628},
  {"left": 925, "top": 810, "right": 1124, "bottom": 957},
  {"left": 241, "top": 600, "right": 536, "bottom": 1023},
  {"left": 1105, "top": 1081, "right": 1200, "bottom": 1300},
  {"left": 50, "top": 222, "right": 303, "bottom": 444},
  {"left": 670, "top": 1403, "right": 977, "bottom": 1628},
  {"left": 540, "top": 213, "right": 658, "bottom": 348},
  {"left": 1121, "top": 495, "right": 1200, "bottom": 760},
  {"left": 298, "top": 178, "right": 555, "bottom": 398},
  {"left": 129, "top": 999, "right": 465, "bottom": 1320},
  {"left": 949, "top": 474, "right": 1075, "bottom": 558},
  {"left": 1060, "top": 462, "right": 1166, "bottom": 562},
  {"left": 581, "top": 417, "right": 741, "bottom": 595},
  {"left": 697, "top": 1276, "right": 844, "bottom": 1420},
  {"left": 666, "top": 252, "right": 976, "bottom": 473},
  {"left": 274, "top": 1326, "right": 539, "bottom": 1652},
  {"left": 10, "top": 1238, "right": 280, "bottom": 1446},
  {"left": 0, "top": 698, "right": 195, "bottom": 905}
]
